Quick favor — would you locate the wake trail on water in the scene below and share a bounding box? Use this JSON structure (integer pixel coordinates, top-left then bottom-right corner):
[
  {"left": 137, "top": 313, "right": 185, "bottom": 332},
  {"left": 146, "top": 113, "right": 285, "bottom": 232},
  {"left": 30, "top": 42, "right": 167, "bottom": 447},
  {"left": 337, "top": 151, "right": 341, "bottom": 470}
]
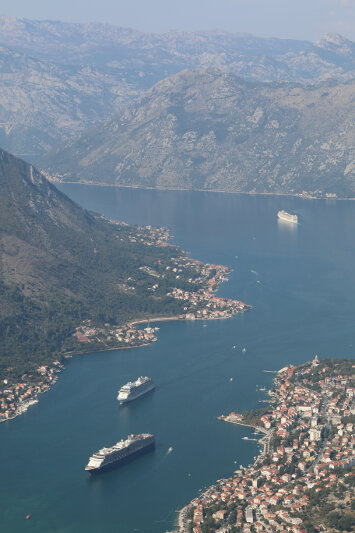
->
[{"left": 152, "top": 447, "right": 175, "bottom": 472}]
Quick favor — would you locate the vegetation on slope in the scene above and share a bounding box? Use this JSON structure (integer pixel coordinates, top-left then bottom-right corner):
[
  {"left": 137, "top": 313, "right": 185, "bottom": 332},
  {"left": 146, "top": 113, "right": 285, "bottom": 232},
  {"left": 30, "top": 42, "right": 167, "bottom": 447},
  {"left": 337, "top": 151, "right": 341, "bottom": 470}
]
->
[{"left": 0, "top": 149, "right": 197, "bottom": 381}]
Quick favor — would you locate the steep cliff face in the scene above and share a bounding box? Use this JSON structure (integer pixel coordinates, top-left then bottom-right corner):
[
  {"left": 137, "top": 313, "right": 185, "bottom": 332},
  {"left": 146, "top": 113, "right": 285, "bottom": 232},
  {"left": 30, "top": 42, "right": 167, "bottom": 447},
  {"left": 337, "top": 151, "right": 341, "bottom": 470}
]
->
[{"left": 39, "top": 70, "right": 355, "bottom": 197}]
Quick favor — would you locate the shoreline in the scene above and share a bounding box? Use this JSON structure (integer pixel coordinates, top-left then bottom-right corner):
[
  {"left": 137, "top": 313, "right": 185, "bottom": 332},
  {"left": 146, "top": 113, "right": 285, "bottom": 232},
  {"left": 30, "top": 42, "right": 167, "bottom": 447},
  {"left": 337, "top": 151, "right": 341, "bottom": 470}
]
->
[
  {"left": 0, "top": 372, "right": 61, "bottom": 424},
  {"left": 52, "top": 178, "right": 348, "bottom": 201},
  {"left": 130, "top": 313, "right": 245, "bottom": 326},
  {"left": 218, "top": 416, "right": 272, "bottom": 461},
  {"left": 1, "top": 304, "right": 248, "bottom": 424},
  {"left": 218, "top": 416, "right": 268, "bottom": 434},
  {"left": 177, "top": 359, "right": 355, "bottom": 532},
  {"left": 130, "top": 315, "right": 184, "bottom": 326},
  {"left": 65, "top": 308, "right": 247, "bottom": 358},
  {"left": 176, "top": 411, "right": 274, "bottom": 531},
  {"left": 1, "top": 241, "right": 248, "bottom": 424},
  {"left": 0, "top": 398, "right": 39, "bottom": 423}
]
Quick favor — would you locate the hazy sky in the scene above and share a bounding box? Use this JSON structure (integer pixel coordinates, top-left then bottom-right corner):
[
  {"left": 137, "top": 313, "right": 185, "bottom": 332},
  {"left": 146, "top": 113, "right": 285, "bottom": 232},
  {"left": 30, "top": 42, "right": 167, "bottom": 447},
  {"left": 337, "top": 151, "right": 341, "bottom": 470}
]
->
[{"left": 1, "top": 0, "right": 355, "bottom": 41}]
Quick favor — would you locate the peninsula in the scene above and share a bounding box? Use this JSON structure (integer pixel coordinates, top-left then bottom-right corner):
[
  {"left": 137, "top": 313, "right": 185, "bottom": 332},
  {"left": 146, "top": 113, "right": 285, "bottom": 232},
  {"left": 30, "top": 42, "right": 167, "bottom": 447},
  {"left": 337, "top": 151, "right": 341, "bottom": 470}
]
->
[
  {"left": 178, "top": 357, "right": 354, "bottom": 533},
  {"left": 0, "top": 148, "right": 249, "bottom": 422}
]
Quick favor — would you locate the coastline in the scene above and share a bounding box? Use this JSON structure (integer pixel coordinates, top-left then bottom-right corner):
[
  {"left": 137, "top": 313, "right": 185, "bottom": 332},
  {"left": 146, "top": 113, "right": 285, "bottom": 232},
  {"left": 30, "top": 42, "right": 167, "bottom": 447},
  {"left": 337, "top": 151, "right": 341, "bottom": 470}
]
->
[
  {"left": 52, "top": 178, "right": 346, "bottom": 201},
  {"left": 0, "top": 370, "right": 62, "bottom": 424},
  {"left": 177, "top": 358, "right": 355, "bottom": 532},
  {"left": 218, "top": 416, "right": 268, "bottom": 434},
  {"left": 1, "top": 301, "right": 249, "bottom": 424},
  {"left": 1, "top": 398, "right": 39, "bottom": 423},
  {"left": 130, "top": 315, "right": 184, "bottom": 326},
  {"left": 176, "top": 409, "right": 275, "bottom": 531},
  {"left": 218, "top": 416, "right": 272, "bottom": 460},
  {"left": 0, "top": 231, "right": 249, "bottom": 424}
]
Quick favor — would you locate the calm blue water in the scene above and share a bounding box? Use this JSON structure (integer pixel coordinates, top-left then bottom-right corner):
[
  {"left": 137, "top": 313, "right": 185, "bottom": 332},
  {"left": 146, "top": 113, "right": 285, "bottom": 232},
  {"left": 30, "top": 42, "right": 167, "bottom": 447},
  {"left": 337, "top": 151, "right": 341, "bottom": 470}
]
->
[{"left": 1, "top": 187, "right": 355, "bottom": 533}]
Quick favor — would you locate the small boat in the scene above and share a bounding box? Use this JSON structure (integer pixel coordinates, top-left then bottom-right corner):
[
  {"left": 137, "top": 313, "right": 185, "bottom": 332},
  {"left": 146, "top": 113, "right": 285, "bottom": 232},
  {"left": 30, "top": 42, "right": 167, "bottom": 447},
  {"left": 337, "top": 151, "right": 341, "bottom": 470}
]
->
[
  {"left": 230, "top": 378, "right": 233, "bottom": 382},
  {"left": 168, "top": 446, "right": 173, "bottom": 453},
  {"left": 232, "top": 345, "right": 236, "bottom": 349},
  {"left": 242, "top": 347, "right": 247, "bottom": 353}
]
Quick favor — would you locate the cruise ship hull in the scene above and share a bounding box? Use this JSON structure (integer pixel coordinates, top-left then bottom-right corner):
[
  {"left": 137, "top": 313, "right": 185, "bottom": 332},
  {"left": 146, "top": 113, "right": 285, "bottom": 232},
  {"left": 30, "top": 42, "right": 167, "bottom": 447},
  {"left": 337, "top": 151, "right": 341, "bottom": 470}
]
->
[
  {"left": 118, "top": 383, "right": 156, "bottom": 403},
  {"left": 85, "top": 442, "right": 155, "bottom": 474},
  {"left": 277, "top": 211, "right": 298, "bottom": 224}
]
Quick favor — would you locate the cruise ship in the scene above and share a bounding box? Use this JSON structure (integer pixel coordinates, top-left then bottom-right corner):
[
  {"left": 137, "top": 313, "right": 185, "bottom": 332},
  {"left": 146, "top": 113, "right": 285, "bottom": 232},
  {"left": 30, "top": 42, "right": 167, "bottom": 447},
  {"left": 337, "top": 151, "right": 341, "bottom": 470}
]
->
[
  {"left": 117, "top": 376, "right": 155, "bottom": 403},
  {"left": 85, "top": 433, "right": 155, "bottom": 473},
  {"left": 277, "top": 210, "right": 298, "bottom": 224}
]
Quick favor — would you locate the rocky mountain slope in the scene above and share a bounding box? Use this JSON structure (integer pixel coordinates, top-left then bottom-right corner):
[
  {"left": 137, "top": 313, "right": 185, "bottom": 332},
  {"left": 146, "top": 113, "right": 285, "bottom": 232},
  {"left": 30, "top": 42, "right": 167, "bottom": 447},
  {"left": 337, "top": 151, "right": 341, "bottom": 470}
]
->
[
  {"left": 0, "top": 14, "right": 354, "bottom": 157},
  {"left": 39, "top": 70, "right": 355, "bottom": 198},
  {"left": 0, "top": 44, "right": 140, "bottom": 157}
]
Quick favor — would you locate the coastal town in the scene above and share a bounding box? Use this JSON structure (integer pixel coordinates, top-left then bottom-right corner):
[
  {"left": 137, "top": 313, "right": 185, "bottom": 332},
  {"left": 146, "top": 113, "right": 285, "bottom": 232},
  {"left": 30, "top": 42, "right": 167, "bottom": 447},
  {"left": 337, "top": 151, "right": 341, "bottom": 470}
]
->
[
  {"left": 0, "top": 222, "right": 249, "bottom": 423},
  {"left": 167, "top": 286, "right": 248, "bottom": 320},
  {"left": 179, "top": 357, "right": 354, "bottom": 533},
  {"left": 166, "top": 256, "right": 249, "bottom": 320},
  {"left": 72, "top": 257, "right": 249, "bottom": 344},
  {"left": 73, "top": 321, "right": 159, "bottom": 348},
  {"left": 0, "top": 361, "right": 64, "bottom": 422}
]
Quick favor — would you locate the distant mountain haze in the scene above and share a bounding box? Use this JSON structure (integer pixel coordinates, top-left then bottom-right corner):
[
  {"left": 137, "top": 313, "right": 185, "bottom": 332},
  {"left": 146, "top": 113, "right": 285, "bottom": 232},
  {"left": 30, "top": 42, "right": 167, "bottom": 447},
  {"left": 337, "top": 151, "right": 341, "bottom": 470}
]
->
[
  {"left": 39, "top": 70, "right": 355, "bottom": 198},
  {"left": 0, "top": 15, "right": 354, "bottom": 156}
]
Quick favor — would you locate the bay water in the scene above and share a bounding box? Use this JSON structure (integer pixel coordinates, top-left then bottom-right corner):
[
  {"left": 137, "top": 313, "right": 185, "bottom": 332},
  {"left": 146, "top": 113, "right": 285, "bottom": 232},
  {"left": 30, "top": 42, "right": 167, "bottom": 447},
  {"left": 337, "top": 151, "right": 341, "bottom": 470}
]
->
[{"left": 1, "top": 186, "right": 355, "bottom": 532}]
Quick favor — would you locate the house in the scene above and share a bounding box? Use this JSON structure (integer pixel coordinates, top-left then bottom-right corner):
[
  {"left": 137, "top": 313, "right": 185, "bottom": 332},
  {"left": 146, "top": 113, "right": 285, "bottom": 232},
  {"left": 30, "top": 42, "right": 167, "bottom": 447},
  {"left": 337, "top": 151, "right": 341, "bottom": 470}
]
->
[{"left": 213, "top": 510, "right": 227, "bottom": 521}]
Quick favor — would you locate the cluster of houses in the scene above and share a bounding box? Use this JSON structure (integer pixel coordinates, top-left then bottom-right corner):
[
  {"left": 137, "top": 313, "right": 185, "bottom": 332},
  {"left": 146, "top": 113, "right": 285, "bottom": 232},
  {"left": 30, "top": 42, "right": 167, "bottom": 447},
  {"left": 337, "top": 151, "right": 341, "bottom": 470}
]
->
[
  {"left": 1, "top": 319, "right": 160, "bottom": 423},
  {"left": 144, "top": 255, "right": 250, "bottom": 320},
  {"left": 106, "top": 218, "right": 172, "bottom": 247},
  {"left": 74, "top": 320, "right": 158, "bottom": 347},
  {"left": 0, "top": 362, "right": 63, "bottom": 422},
  {"left": 181, "top": 357, "right": 354, "bottom": 533},
  {"left": 167, "top": 257, "right": 231, "bottom": 291},
  {"left": 168, "top": 286, "right": 248, "bottom": 320}
]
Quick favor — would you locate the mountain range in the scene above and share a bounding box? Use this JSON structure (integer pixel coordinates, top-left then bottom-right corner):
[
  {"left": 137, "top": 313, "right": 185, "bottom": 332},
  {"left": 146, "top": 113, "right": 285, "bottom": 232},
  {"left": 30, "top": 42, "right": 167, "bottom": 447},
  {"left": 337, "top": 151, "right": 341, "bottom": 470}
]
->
[
  {"left": 39, "top": 69, "right": 355, "bottom": 198},
  {"left": 0, "top": 14, "right": 354, "bottom": 156}
]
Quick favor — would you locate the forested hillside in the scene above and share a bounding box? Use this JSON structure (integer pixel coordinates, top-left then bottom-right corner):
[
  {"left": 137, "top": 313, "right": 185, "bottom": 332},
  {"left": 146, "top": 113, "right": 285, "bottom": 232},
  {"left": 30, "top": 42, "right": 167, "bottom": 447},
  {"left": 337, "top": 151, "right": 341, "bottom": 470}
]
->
[{"left": 0, "top": 149, "right": 195, "bottom": 379}]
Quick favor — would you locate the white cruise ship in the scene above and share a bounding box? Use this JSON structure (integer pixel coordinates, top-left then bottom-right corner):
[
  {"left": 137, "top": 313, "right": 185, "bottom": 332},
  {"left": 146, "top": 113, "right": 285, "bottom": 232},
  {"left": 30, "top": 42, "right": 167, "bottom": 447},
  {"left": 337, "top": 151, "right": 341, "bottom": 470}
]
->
[
  {"left": 277, "top": 210, "right": 298, "bottom": 224},
  {"left": 117, "top": 376, "right": 155, "bottom": 403},
  {"left": 85, "top": 433, "right": 155, "bottom": 473}
]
